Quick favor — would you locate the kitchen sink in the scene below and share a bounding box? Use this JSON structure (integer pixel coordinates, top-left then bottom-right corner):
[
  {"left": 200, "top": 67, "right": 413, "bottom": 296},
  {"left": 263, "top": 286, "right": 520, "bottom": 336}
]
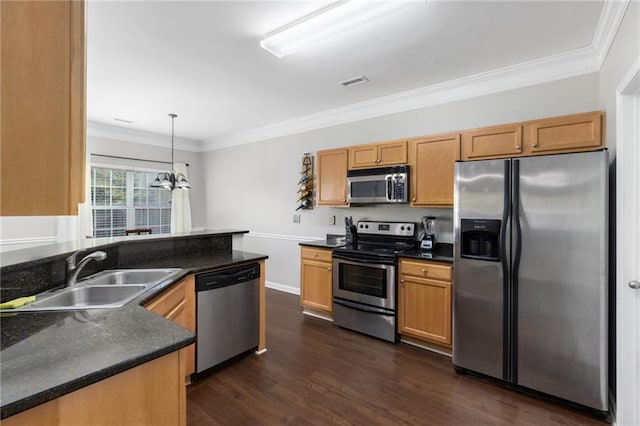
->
[
  {"left": 80, "top": 269, "right": 182, "bottom": 286},
  {"left": 1, "top": 268, "right": 183, "bottom": 312},
  {"left": 28, "top": 285, "right": 148, "bottom": 310}
]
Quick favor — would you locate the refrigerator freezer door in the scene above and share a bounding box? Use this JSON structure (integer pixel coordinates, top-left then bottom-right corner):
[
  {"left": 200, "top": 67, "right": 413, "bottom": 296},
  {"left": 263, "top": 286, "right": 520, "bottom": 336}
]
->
[
  {"left": 515, "top": 151, "right": 608, "bottom": 411},
  {"left": 453, "top": 159, "right": 510, "bottom": 380}
]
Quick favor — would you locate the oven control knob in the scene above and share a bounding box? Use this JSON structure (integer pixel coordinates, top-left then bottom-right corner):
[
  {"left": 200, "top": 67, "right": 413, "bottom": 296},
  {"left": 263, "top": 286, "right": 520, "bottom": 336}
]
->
[
  {"left": 359, "top": 224, "right": 364, "bottom": 229},
  {"left": 401, "top": 226, "right": 405, "bottom": 231},
  {"left": 407, "top": 225, "right": 412, "bottom": 232},
  {"left": 365, "top": 224, "right": 369, "bottom": 229}
]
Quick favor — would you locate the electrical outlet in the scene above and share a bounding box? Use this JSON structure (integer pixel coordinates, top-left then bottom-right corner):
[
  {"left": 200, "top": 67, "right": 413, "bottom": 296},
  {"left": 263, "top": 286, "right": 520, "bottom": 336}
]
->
[
  {"left": 329, "top": 215, "right": 336, "bottom": 225},
  {"left": 293, "top": 214, "right": 300, "bottom": 223}
]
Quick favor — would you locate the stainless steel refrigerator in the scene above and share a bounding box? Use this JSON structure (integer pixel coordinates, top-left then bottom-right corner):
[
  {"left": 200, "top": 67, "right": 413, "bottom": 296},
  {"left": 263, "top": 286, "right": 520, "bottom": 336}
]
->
[{"left": 453, "top": 150, "right": 608, "bottom": 412}]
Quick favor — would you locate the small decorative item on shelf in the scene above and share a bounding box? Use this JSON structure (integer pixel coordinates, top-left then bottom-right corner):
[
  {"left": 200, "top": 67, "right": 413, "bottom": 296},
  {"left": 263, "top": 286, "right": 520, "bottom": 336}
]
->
[{"left": 296, "top": 153, "right": 313, "bottom": 210}]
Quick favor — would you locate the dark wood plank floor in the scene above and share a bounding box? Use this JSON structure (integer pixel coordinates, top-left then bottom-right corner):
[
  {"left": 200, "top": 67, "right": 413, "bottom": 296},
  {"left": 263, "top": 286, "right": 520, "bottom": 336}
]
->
[{"left": 187, "top": 289, "right": 606, "bottom": 425}]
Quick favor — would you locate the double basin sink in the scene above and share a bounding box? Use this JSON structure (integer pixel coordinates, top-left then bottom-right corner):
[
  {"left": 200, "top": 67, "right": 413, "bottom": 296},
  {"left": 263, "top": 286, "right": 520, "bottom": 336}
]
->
[{"left": 7, "top": 268, "right": 183, "bottom": 312}]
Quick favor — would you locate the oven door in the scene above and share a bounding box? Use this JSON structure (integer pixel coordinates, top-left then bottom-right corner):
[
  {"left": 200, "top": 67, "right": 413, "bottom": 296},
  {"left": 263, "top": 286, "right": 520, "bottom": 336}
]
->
[{"left": 332, "top": 256, "right": 395, "bottom": 310}]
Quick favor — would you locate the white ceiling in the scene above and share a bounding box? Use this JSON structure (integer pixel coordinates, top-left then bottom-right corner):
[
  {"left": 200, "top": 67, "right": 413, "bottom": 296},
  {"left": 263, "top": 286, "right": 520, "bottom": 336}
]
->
[{"left": 86, "top": 0, "right": 612, "bottom": 150}]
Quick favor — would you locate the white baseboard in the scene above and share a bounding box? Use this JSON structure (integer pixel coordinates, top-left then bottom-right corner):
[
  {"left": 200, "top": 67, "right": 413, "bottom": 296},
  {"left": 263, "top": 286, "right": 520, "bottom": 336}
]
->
[{"left": 265, "top": 280, "right": 300, "bottom": 295}]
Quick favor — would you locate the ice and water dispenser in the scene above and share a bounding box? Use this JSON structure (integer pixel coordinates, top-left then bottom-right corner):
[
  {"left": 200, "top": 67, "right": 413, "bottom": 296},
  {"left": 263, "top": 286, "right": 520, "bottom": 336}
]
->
[{"left": 460, "top": 219, "right": 501, "bottom": 261}]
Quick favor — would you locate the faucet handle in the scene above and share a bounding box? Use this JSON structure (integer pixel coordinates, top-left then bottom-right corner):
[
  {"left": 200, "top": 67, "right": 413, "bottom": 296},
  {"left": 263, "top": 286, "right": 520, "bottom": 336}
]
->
[{"left": 66, "top": 249, "right": 86, "bottom": 268}]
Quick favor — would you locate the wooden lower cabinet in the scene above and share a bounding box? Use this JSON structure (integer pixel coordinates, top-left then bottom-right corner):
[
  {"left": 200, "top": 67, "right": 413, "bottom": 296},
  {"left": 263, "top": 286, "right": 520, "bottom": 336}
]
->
[
  {"left": 3, "top": 350, "right": 187, "bottom": 426},
  {"left": 300, "top": 247, "right": 333, "bottom": 315},
  {"left": 409, "top": 133, "right": 460, "bottom": 206},
  {"left": 398, "top": 258, "right": 453, "bottom": 347},
  {"left": 145, "top": 276, "right": 196, "bottom": 377}
]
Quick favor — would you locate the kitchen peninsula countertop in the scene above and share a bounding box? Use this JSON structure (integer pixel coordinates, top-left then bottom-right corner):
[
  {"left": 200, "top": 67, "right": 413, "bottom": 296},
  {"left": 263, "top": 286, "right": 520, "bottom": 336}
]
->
[{"left": 0, "top": 231, "right": 267, "bottom": 419}]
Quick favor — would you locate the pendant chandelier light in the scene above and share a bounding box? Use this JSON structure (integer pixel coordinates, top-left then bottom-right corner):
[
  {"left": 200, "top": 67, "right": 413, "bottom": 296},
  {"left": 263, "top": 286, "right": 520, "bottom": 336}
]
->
[{"left": 150, "top": 113, "right": 191, "bottom": 190}]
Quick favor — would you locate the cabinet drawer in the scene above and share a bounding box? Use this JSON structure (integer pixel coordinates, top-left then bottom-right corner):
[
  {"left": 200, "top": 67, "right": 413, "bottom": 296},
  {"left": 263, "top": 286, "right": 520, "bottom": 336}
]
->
[
  {"left": 400, "top": 259, "right": 452, "bottom": 281},
  {"left": 145, "top": 279, "right": 186, "bottom": 318},
  {"left": 301, "top": 246, "right": 332, "bottom": 263}
]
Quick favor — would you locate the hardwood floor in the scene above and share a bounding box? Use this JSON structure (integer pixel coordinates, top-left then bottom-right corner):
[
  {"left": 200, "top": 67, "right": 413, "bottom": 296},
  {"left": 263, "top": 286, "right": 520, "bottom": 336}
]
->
[{"left": 187, "top": 289, "right": 606, "bottom": 425}]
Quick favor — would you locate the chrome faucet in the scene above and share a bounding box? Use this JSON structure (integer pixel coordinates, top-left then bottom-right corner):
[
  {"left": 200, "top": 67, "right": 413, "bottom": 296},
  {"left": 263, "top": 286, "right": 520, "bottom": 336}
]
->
[{"left": 65, "top": 250, "right": 107, "bottom": 287}]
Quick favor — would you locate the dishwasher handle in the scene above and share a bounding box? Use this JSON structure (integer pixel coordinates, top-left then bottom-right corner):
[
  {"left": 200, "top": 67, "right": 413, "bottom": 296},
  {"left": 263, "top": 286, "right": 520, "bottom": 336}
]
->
[{"left": 196, "top": 263, "right": 260, "bottom": 291}]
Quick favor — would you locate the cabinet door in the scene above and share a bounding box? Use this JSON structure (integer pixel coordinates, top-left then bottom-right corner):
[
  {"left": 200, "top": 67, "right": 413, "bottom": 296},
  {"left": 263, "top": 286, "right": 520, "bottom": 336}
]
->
[
  {"left": 409, "top": 134, "right": 460, "bottom": 206},
  {"left": 462, "top": 124, "right": 523, "bottom": 160},
  {"left": 528, "top": 111, "right": 603, "bottom": 154},
  {"left": 317, "top": 148, "right": 349, "bottom": 206},
  {"left": 1, "top": 0, "right": 86, "bottom": 216},
  {"left": 300, "top": 259, "right": 333, "bottom": 313},
  {"left": 377, "top": 140, "right": 408, "bottom": 166},
  {"left": 348, "top": 143, "right": 379, "bottom": 169},
  {"left": 398, "top": 275, "right": 452, "bottom": 346}
]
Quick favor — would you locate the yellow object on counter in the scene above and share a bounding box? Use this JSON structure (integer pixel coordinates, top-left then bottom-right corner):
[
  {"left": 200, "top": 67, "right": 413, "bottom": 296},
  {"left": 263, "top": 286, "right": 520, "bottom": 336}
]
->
[{"left": 0, "top": 295, "right": 35, "bottom": 309}]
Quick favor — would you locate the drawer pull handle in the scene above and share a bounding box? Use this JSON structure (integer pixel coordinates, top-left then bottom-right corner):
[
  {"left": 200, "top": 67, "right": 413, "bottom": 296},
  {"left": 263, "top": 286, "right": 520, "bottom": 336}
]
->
[{"left": 532, "top": 142, "right": 539, "bottom": 148}]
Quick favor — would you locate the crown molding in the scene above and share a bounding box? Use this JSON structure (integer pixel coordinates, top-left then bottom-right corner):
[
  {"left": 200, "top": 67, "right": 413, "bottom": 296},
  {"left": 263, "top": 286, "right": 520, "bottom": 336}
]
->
[
  {"left": 201, "top": 0, "right": 627, "bottom": 152},
  {"left": 592, "top": 0, "right": 631, "bottom": 67},
  {"left": 202, "top": 46, "right": 600, "bottom": 151},
  {"left": 86, "top": 121, "right": 201, "bottom": 152}
]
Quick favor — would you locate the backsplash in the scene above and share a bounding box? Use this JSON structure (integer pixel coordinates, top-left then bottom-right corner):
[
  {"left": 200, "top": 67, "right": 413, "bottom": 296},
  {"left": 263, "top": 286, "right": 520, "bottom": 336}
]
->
[{"left": 0, "top": 233, "right": 233, "bottom": 302}]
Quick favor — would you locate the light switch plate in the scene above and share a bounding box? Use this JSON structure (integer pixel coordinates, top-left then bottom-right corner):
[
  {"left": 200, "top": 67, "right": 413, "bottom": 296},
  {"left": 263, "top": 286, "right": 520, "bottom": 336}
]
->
[{"left": 329, "top": 215, "right": 336, "bottom": 225}]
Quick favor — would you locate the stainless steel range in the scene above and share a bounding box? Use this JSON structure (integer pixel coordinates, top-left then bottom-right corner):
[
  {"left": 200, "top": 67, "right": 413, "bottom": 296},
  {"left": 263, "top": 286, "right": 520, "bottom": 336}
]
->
[{"left": 332, "top": 221, "right": 416, "bottom": 342}]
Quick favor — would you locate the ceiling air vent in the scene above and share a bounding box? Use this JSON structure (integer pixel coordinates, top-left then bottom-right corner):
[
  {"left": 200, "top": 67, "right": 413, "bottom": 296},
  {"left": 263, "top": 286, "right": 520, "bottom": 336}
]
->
[{"left": 340, "top": 75, "right": 369, "bottom": 87}]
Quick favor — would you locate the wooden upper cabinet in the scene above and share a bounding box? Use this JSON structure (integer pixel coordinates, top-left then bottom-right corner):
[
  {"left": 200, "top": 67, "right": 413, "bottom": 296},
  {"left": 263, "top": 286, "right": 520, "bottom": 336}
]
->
[
  {"left": 461, "top": 111, "right": 604, "bottom": 161},
  {"left": 409, "top": 133, "right": 460, "bottom": 207},
  {"left": 462, "top": 124, "right": 523, "bottom": 160},
  {"left": 348, "top": 140, "right": 407, "bottom": 169},
  {"left": 317, "top": 148, "right": 349, "bottom": 206},
  {"left": 528, "top": 111, "right": 603, "bottom": 155},
  {"left": 1, "top": 0, "right": 86, "bottom": 216}
]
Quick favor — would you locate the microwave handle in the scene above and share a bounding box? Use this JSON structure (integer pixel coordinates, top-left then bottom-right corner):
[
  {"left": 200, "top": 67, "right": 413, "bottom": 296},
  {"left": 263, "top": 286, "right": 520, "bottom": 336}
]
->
[{"left": 386, "top": 174, "right": 393, "bottom": 202}]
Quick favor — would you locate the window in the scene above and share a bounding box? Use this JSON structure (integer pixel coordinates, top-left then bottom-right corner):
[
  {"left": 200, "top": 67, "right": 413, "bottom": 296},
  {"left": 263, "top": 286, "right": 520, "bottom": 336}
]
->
[{"left": 91, "top": 166, "right": 172, "bottom": 237}]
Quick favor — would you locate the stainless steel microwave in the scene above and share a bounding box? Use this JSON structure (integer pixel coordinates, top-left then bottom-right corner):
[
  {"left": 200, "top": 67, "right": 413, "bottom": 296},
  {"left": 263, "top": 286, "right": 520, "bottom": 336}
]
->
[{"left": 347, "top": 165, "right": 409, "bottom": 204}]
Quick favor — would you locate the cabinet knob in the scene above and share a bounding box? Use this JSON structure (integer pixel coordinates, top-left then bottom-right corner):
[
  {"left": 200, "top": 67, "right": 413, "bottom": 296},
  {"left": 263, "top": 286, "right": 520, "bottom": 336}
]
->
[
  {"left": 515, "top": 145, "right": 522, "bottom": 150},
  {"left": 411, "top": 197, "right": 416, "bottom": 202},
  {"left": 313, "top": 254, "right": 318, "bottom": 257},
  {"left": 421, "top": 268, "right": 426, "bottom": 273},
  {"left": 343, "top": 199, "right": 347, "bottom": 204},
  {"left": 532, "top": 142, "right": 539, "bottom": 148},
  {"left": 327, "top": 267, "right": 332, "bottom": 272}
]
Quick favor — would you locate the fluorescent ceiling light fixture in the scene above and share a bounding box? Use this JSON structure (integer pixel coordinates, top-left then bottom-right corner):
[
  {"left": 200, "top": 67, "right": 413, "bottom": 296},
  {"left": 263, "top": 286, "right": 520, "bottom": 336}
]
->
[{"left": 260, "top": 1, "right": 411, "bottom": 58}]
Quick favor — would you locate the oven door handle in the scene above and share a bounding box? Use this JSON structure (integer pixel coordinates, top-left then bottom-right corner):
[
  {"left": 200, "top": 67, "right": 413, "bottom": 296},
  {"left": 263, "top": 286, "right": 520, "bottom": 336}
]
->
[
  {"left": 333, "top": 298, "right": 395, "bottom": 316},
  {"left": 332, "top": 253, "right": 395, "bottom": 265}
]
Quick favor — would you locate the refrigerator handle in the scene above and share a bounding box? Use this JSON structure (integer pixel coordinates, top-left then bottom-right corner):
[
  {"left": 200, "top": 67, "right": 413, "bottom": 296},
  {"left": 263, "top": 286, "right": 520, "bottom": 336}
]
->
[
  {"left": 501, "top": 160, "right": 511, "bottom": 381},
  {"left": 511, "top": 159, "right": 522, "bottom": 383}
]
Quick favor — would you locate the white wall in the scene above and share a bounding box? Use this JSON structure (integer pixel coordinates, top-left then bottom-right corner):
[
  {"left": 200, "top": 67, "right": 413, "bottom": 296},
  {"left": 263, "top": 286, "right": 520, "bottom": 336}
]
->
[
  {"left": 204, "top": 73, "right": 601, "bottom": 292},
  {"left": 0, "top": 134, "right": 206, "bottom": 253}
]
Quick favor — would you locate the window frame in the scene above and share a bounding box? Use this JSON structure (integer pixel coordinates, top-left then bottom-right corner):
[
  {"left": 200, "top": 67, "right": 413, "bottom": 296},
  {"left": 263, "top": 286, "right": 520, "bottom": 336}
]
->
[{"left": 90, "top": 162, "right": 172, "bottom": 238}]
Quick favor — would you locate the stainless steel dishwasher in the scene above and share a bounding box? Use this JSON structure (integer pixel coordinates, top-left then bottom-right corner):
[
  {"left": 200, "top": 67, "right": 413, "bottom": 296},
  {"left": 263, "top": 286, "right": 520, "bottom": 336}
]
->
[{"left": 195, "top": 263, "right": 260, "bottom": 376}]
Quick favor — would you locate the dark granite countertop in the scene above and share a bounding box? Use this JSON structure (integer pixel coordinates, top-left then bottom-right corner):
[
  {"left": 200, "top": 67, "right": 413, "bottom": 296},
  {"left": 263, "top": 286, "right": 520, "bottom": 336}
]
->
[
  {"left": 299, "top": 234, "right": 346, "bottom": 249},
  {"left": 299, "top": 236, "right": 453, "bottom": 264},
  {"left": 1, "top": 238, "right": 267, "bottom": 419},
  {"left": 399, "top": 243, "right": 454, "bottom": 263}
]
